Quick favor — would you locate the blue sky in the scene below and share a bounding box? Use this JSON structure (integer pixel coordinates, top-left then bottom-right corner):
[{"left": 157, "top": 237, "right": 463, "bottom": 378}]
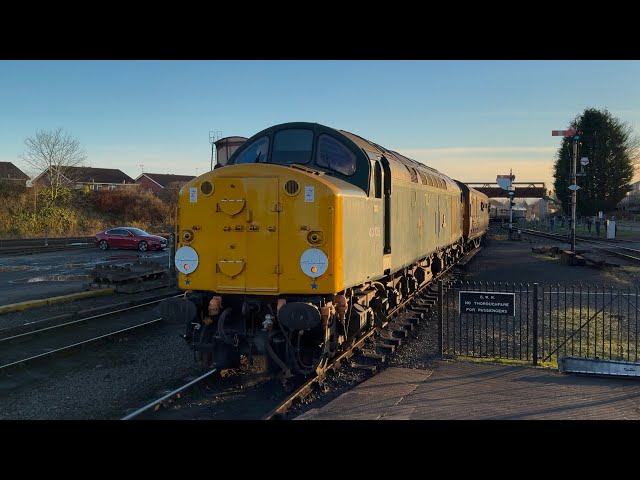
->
[{"left": 1, "top": 60, "right": 639, "bottom": 189}]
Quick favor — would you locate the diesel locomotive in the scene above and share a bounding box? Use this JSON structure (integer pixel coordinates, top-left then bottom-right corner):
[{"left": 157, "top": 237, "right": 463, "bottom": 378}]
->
[{"left": 163, "top": 122, "right": 489, "bottom": 376}]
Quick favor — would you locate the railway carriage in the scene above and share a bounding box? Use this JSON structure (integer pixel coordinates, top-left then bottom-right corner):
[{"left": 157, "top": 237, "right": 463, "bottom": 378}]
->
[
  {"left": 164, "top": 122, "right": 489, "bottom": 375},
  {"left": 489, "top": 204, "right": 526, "bottom": 223}
]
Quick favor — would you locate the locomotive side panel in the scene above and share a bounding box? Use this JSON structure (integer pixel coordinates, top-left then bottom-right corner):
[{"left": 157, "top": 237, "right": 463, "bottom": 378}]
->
[{"left": 340, "top": 192, "right": 385, "bottom": 289}]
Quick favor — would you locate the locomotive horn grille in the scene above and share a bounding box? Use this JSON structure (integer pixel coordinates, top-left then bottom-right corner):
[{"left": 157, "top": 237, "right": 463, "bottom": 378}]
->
[
  {"left": 284, "top": 180, "right": 300, "bottom": 196},
  {"left": 200, "top": 180, "right": 214, "bottom": 196}
]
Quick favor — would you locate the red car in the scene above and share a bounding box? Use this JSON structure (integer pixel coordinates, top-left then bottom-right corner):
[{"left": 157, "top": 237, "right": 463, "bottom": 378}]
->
[{"left": 94, "top": 227, "right": 168, "bottom": 252}]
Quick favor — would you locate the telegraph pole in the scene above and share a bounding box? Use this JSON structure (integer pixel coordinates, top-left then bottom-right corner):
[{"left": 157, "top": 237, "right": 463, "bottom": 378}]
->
[
  {"left": 496, "top": 171, "right": 516, "bottom": 238},
  {"left": 570, "top": 134, "right": 578, "bottom": 253},
  {"left": 552, "top": 129, "right": 581, "bottom": 254}
]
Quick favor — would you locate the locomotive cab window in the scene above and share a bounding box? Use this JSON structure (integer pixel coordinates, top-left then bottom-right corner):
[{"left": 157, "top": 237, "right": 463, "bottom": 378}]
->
[
  {"left": 316, "top": 134, "right": 356, "bottom": 176},
  {"left": 272, "top": 129, "right": 313, "bottom": 165},
  {"left": 235, "top": 136, "right": 270, "bottom": 164},
  {"left": 370, "top": 160, "right": 382, "bottom": 198}
]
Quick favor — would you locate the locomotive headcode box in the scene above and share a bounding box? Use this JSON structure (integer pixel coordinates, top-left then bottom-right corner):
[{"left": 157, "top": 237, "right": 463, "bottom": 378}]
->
[{"left": 459, "top": 291, "right": 515, "bottom": 316}]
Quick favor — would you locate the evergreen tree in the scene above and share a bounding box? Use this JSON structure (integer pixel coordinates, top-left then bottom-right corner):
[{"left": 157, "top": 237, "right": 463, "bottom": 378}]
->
[{"left": 552, "top": 108, "right": 639, "bottom": 216}]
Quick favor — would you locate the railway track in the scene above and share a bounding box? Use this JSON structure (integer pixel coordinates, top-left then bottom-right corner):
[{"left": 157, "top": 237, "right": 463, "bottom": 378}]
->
[
  {"left": 0, "top": 293, "right": 182, "bottom": 373},
  {"left": 0, "top": 236, "right": 94, "bottom": 257},
  {"left": 512, "top": 226, "right": 640, "bottom": 265},
  {"left": 121, "top": 249, "right": 475, "bottom": 420},
  {"left": 121, "top": 368, "right": 220, "bottom": 420}
]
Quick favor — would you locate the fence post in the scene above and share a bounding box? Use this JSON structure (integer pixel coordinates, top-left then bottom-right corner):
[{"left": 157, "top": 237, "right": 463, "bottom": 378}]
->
[
  {"left": 533, "top": 282, "right": 539, "bottom": 366},
  {"left": 438, "top": 279, "right": 444, "bottom": 357}
]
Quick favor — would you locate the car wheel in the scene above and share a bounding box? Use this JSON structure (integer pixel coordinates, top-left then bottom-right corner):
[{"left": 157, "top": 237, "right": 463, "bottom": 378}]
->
[
  {"left": 138, "top": 241, "right": 148, "bottom": 252},
  {"left": 99, "top": 240, "right": 109, "bottom": 250}
]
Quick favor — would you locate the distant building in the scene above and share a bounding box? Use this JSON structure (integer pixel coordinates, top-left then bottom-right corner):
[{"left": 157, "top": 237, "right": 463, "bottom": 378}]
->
[
  {"left": 0, "top": 162, "right": 29, "bottom": 186},
  {"left": 617, "top": 180, "right": 640, "bottom": 213},
  {"left": 523, "top": 199, "right": 551, "bottom": 220},
  {"left": 135, "top": 173, "right": 195, "bottom": 194},
  {"left": 33, "top": 166, "right": 136, "bottom": 191}
]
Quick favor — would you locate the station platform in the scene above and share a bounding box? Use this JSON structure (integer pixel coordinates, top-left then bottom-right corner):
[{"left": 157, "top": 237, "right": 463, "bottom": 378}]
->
[{"left": 295, "top": 360, "right": 640, "bottom": 420}]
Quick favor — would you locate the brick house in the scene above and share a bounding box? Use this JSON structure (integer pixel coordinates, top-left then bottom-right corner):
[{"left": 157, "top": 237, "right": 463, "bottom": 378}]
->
[
  {"left": 135, "top": 173, "right": 195, "bottom": 194},
  {"left": 33, "top": 166, "right": 136, "bottom": 191},
  {"left": 0, "top": 162, "right": 29, "bottom": 186}
]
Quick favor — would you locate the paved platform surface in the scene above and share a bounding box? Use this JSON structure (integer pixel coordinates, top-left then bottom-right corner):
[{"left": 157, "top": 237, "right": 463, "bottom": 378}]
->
[{"left": 295, "top": 361, "right": 640, "bottom": 420}]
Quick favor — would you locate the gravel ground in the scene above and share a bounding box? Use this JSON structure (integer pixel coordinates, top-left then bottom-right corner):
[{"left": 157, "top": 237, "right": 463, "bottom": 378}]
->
[{"left": 0, "top": 321, "right": 197, "bottom": 420}]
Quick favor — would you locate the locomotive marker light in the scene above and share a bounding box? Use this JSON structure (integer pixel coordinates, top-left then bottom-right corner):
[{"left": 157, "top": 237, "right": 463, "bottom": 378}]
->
[
  {"left": 300, "top": 248, "right": 328, "bottom": 289},
  {"left": 552, "top": 129, "right": 582, "bottom": 253},
  {"left": 175, "top": 246, "right": 199, "bottom": 274}
]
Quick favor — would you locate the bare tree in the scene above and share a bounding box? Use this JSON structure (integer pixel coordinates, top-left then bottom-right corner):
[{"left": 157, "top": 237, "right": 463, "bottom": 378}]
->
[{"left": 19, "top": 128, "right": 87, "bottom": 208}]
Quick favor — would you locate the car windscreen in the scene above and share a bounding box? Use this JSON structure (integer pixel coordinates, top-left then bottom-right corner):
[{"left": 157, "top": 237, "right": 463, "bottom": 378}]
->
[{"left": 127, "top": 228, "right": 148, "bottom": 236}]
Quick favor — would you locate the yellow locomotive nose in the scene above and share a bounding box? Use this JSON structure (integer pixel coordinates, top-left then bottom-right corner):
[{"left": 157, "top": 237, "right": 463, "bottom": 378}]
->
[{"left": 175, "top": 163, "right": 340, "bottom": 295}]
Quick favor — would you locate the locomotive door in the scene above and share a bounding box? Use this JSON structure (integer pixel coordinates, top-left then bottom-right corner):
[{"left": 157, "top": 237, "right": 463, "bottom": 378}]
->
[
  {"left": 381, "top": 156, "right": 392, "bottom": 255},
  {"left": 214, "top": 177, "right": 279, "bottom": 292},
  {"left": 244, "top": 177, "right": 279, "bottom": 292}
]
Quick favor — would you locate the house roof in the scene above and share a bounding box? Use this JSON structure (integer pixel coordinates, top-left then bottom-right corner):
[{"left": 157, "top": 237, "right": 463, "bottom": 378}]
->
[
  {"left": 72, "top": 167, "right": 135, "bottom": 184},
  {"left": 135, "top": 173, "right": 195, "bottom": 188},
  {"left": 0, "top": 162, "right": 29, "bottom": 180},
  {"left": 36, "top": 166, "right": 135, "bottom": 184}
]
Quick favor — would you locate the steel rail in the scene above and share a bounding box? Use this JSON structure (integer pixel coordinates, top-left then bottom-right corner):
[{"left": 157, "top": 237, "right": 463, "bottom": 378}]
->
[
  {"left": 0, "top": 294, "right": 181, "bottom": 343},
  {"left": 121, "top": 368, "right": 219, "bottom": 420},
  {"left": 0, "top": 317, "right": 161, "bottom": 372}
]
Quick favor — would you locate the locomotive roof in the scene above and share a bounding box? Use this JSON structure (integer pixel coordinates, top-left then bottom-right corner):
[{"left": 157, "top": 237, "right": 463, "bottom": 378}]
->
[
  {"left": 339, "top": 125, "right": 459, "bottom": 193},
  {"left": 239, "top": 122, "right": 460, "bottom": 193}
]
